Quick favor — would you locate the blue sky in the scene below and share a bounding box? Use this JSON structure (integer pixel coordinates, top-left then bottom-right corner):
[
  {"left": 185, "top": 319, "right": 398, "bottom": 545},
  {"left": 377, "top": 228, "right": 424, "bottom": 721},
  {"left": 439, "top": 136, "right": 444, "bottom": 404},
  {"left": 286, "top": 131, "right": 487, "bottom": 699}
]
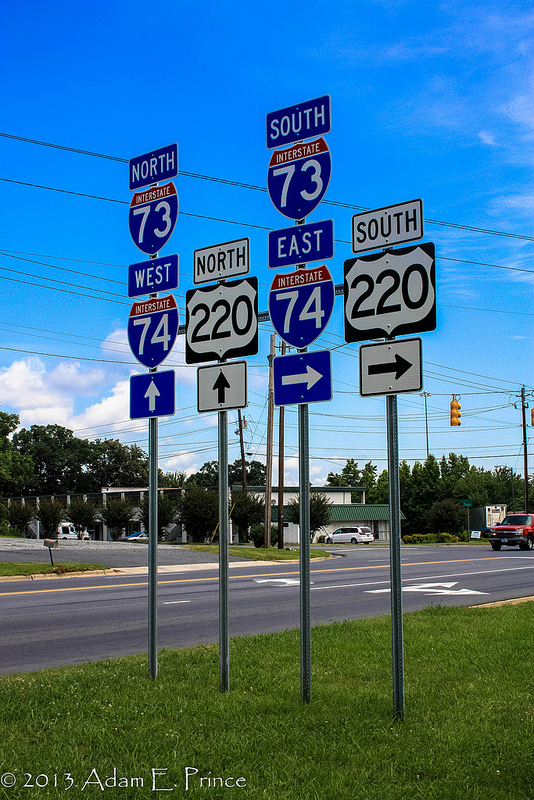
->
[{"left": 0, "top": 0, "right": 533, "bottom": 486}]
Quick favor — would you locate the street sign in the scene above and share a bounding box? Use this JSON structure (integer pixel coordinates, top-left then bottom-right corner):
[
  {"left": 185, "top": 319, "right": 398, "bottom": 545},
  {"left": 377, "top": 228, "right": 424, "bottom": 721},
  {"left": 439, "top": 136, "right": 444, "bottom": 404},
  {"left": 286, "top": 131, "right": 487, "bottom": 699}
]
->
[
  {"left": 352, "top": 199, "right": 423, "bottom": 254},
  {"left": 344, "top": 242, "right": 436, "bottom": 343},
  {"left": 269, "top": 265, "right": 334, "bottom": 349},
  {"left": 197, "top": 361, "right": 247, "bottom": 413},
  {"left": 267, "top": 138, "right": 331, "bottom": 220},
  {"left": 130, "top": 370, "right": 175, "bottom": 419},
  {"left": 359, "top": 338, "right": 422, "bottom": 397},
  {"left": 127, "top": 295, "right": 179, "bottom": 368},
  {"left": 129, "top": 181, "right": 178, "bottom": 256},
  {"left": 274, "top": 350, "right": 332, "bottom": 406},
  {"left": 185, "top": 277, "right": 258, "bottom": 364},
  {"left": 128, "top": 254, "right": 178, "bottom": 298},
  {"left": 266, "top": 95, "right": 331, "bottom": 149},
  {"left": 268, "top": 219, "right": 334, "bottom": 269},
  {"left": 129, "top": 143, "right": 178, "bottom": 191},
  {"left": 194, "top": 238, "right": 249, "bottom": 285}
]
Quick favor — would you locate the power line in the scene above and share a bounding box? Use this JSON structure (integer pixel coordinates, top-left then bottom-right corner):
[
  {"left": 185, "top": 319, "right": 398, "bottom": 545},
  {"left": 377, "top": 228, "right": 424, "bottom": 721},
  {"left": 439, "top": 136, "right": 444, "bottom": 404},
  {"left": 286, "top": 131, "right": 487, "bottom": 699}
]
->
[{"left": 2, "top": 131, "right": 534, "bottom": 243}]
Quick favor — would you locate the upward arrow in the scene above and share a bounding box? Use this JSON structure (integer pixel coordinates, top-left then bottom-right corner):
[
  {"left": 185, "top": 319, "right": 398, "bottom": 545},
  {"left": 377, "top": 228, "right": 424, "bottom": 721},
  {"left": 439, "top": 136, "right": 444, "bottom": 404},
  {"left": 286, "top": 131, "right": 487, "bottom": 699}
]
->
[
  {"left": 213, "top": 370, "right": 231, "bottom": 404},
  {"left": 144, "top": 379, "right": 160, "bottom": 412},
  {"left": 368, "top": 354, "right": 412, "bottom": 381}
]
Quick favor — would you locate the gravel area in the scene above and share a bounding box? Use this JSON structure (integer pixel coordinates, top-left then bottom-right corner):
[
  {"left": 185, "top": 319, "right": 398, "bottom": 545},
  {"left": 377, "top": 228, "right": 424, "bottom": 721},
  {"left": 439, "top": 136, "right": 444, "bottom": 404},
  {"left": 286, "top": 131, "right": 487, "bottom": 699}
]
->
[{"left": 0, "top": 538, "right": 251, "bottom": 568}]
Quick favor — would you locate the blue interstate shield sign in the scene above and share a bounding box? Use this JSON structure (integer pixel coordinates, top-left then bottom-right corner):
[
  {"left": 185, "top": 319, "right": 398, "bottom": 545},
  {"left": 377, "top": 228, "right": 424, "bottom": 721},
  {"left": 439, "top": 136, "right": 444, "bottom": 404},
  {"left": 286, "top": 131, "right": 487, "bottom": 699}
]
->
[
  {"left": 267, "top": 138, "right": 331, "bottom": 220},
  {"left": 129, "top": 182, "right": 178, "bottom": 256},
  {"left": 127, "top": 295, "right": 179, "bottom": 368},
  {"left": 269, "top": 265, "right": 335, "bottom": 349}
]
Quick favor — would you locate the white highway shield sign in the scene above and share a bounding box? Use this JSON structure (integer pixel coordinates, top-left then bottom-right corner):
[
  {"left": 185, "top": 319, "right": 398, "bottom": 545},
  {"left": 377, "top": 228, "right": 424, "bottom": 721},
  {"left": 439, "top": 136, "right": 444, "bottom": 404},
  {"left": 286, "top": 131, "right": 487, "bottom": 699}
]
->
[
  {"left": 197, "top": 361, "right": 247, "bottom": 413},
  {"left": 185, "top": 277, "right": 258, "bottom": 364},
  {"left": 344, "top": 242, "right": 435, "bottom": 343},
  {"left": 269, "top": 265, "right": 334, "bottom": 349},
  {"left": 359, "top": 338, "right": 422, "bottom": 397},
  {"left": 127, "top": 295, "right": 179, "bottom": 368},
  {"left": 267, "top": 138, "right": 331, "bottom": 220},
  {"left": 129, "top": 181, "right": 178, "bottom": 256}
]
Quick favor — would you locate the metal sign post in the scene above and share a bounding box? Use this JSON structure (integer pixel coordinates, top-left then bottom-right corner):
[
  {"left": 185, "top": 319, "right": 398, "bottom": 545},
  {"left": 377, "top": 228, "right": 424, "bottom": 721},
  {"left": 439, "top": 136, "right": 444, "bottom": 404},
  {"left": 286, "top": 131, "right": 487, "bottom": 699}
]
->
[
  {"left": 298, "top": 399, "right": 311, "bottom": 704},
  {"left": 386, "top": 392, "right": 404, "bottom": 720},
  {"left": 218, "top": 405, "right": 230, "bottom": 692},
  {"left": 148, "top": 410, "right": 158, "bottom": 679}
]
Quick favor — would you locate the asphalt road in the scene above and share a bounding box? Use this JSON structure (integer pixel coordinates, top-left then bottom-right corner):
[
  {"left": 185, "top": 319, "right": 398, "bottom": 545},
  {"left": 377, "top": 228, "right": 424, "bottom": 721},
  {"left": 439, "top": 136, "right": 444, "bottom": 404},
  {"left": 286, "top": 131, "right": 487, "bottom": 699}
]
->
[{"left": 1, "top": 543, "right": 533, "bottom": 675}]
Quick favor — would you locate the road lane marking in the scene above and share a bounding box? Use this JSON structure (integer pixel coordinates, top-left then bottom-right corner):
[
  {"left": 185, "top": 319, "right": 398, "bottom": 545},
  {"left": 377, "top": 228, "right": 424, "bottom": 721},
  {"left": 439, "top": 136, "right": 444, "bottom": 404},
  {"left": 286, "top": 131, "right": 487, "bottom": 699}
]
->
[
  {"left": 366, "top": 582, "right": 487, "bottom": 596},
  {"left": 0, "top": 556, "right": 529, "bottom": 597}
]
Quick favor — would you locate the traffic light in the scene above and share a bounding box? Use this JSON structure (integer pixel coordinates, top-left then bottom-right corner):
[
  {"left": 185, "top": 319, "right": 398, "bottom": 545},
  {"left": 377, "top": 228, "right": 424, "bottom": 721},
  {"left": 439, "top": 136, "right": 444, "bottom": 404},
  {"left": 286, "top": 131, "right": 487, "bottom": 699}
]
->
[
  {"left": 450, "top": 395, "right": 461, "bottom": 426},
  {"left": 531, "top": 407, "right": 534, "bottom": 427}
]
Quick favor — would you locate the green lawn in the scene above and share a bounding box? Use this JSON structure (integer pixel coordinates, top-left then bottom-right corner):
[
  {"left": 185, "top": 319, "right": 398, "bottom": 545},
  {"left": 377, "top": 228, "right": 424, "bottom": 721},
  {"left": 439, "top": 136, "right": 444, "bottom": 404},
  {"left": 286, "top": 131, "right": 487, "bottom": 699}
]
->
[
  {"left": 0, "top": 562, "right": 109, "bottom": 577},
  {"left": 0, "top": 603, "right": 533, "bottom": 798},
  {"left": 184, "top": 544, "right": 329, "bottom": 560}
]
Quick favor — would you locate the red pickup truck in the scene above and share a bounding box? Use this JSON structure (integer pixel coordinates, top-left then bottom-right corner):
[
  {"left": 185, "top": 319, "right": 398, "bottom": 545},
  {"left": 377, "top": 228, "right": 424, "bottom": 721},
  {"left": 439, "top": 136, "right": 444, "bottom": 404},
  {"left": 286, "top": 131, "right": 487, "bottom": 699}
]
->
[{"left": 488, "top": 513, "right": 534, "bottom": 551}]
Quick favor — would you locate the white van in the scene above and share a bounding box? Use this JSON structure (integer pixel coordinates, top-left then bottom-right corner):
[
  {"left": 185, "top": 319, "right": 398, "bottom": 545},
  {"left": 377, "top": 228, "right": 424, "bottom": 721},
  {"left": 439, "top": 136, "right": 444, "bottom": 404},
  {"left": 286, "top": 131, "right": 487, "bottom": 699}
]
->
[{"left": 57, "top": 522, "right": 90, "bottom": 540}]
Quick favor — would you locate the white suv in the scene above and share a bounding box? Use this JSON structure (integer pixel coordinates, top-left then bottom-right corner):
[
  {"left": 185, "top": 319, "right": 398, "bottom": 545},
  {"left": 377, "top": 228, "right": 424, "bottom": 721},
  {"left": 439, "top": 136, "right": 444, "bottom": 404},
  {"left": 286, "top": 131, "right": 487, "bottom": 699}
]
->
[{"left": 325, "top": 527, "right": 374, "bottom": 544}]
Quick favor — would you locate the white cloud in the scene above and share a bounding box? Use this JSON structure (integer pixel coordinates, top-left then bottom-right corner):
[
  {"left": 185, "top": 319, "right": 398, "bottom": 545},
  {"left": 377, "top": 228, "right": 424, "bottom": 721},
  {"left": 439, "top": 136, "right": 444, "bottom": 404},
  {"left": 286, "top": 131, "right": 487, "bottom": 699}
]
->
[{"left": 478, "top": 130, "right": 498, "bottom": 146}]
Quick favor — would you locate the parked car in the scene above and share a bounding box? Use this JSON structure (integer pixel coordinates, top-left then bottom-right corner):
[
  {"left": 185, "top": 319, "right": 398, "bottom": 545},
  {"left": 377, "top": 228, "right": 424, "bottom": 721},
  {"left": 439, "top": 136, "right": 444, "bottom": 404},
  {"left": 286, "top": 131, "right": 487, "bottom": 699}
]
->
[
  {"left": 488, "top": 513, "right": 534, "bottom": 551},
  {"left": 118, "top": 532, "right": 149, "bottom": 542},
  {"left": 325, "top": 526, "right": 374, "bottom": 544},
  {"left": 57, "top": 523, "right": 90, "bottom": 540}
]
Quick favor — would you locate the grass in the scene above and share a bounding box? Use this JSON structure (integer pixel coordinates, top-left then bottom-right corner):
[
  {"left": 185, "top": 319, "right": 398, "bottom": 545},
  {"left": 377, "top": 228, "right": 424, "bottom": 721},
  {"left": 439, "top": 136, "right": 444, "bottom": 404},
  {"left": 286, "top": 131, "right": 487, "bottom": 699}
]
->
[
  {"left": 0, "top": 603, "right": 533, "bottom": 799},
  {"left": 0, "top": 562, "right": 109, "bottom": 577},
  {"left": 183, "top": 544, "right": 328, "bottom": 560}
]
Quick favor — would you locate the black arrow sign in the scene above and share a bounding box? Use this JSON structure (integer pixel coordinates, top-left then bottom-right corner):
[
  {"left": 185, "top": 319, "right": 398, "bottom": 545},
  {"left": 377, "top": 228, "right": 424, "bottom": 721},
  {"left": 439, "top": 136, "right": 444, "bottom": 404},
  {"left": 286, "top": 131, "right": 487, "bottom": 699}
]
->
[
  {"left": 213, "top": 371, "right": 231, "bottom": 404},
  {"left": 368, "top": 354, "right": 412, "bottom": 381}
]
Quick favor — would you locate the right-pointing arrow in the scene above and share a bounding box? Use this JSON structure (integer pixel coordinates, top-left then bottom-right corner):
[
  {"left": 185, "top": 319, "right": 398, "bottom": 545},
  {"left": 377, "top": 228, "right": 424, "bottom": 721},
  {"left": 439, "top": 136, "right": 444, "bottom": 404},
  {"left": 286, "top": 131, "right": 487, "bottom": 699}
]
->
[
  {"left": 281, "top": 365, "right": 322, "bottom": 390},
  {"left": 368, "top": 354, "right": 412, "bottom": 381}
]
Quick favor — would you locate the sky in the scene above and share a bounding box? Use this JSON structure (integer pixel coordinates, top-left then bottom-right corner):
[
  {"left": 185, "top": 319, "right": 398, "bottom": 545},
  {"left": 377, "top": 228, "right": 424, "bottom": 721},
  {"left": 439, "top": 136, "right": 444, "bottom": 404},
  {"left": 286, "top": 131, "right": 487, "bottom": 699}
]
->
[{"left": 0, "top": 0, "right": 533, "bottom": 488}]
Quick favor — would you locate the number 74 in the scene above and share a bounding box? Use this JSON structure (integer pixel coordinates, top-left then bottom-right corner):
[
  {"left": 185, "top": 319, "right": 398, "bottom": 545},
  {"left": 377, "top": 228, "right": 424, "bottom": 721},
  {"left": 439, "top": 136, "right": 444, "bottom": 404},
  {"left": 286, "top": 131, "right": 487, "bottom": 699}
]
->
[{"left": 275, "top": 287, "right": 325, "bottom": 332}]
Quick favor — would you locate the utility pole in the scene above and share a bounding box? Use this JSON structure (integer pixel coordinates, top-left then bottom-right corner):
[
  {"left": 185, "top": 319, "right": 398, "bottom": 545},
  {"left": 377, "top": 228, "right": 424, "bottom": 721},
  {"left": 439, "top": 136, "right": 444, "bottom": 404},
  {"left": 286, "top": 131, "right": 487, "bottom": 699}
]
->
[
  {"left": 264, "top": 334, "right": 275, "bottom": 547},
  {"left": 237, "top": 410, "right": 247, "bottom": 493},
  {"left": 519, "top": 387, "right": 530, "bottom": 512},
  {"left": 420, "top": 391, "right": 431, "bottom": 457},
  {"left": 277, "top": 340, "right": 286, "bottom": 548}
]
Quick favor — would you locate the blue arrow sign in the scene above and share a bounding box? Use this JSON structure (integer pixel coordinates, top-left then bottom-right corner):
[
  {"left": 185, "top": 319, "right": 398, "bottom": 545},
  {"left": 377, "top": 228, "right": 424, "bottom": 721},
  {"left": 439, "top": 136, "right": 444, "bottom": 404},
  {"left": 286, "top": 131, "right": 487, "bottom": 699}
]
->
[
  {"left": 269, "top": 265, "right": 335, "bottom": 349},
  {"left": 267, "top": 138, "right": 331, "bottom": 220},
  {"left": 130, "top": 371, "right": 175, "bottom": 419},
  {"left": 128, "top": 254, "right": 179, "bottom": 298},
  {"left": 129, "top": 182, "right": 178, "bottom": 255},
  {"left": 268, "top": 219, "right": 334, "bottom": 269},
  {"left": 274, "top": 350, "right": 332, "bottom": 406},
  {"left": 127, "top": 295, "right": 179, "bottom": 368}
]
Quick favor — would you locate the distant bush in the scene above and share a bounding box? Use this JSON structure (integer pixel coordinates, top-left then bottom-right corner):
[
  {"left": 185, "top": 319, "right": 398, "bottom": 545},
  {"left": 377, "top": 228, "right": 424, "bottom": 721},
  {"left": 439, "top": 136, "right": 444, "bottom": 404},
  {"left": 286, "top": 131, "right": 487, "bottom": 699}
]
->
[
  {"left": 250, "top": 524, "right": 278, "bottom": 548},
  {"left": 403, "top": 532, "right": 460, "bottom": 544}
]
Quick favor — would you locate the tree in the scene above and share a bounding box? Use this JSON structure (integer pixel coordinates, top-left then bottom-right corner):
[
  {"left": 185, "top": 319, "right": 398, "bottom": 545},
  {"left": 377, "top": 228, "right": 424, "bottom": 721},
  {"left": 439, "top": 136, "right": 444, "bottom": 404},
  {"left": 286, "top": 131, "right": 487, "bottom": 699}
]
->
[
  {"left": 426, "top": 498, "right": 466, "bottom": 535},
  {"left": 186, "top": 461, "right": 219, "bottom": 488},
  {"left": 0, "top": 411, "right": 33, "bottom": 496},
  {"left": 8, "top": 502, "right": 36, "bottom": 537},
  {"left": 85, "top": 439, "right": 148, "bottom": 490},
  {"left": 13, "top": 424, "right": 92, "bottom": 495},
  {"left": 35, "top": 499, "right": 66, "bottom": 538},
  {"left": 65, "top": 499, "right": 100, "bottom": 538},
  {"left": 326, "top": 458, "right": 362, "bottom": 487},
  {"left": 285, "top": 492, "right": 333, "bottom": 540},
  {"left": 177, "top": 487, "right": 219, "bottom": 542},
  {"left": 139, "top": 493, "right": 179, "bottom": 540},
  {"left": 99, "top": 498, "right": 138, "bottom": 540},
  {"left": 230, "top": 490, "right": 265, "bottom": 542}
]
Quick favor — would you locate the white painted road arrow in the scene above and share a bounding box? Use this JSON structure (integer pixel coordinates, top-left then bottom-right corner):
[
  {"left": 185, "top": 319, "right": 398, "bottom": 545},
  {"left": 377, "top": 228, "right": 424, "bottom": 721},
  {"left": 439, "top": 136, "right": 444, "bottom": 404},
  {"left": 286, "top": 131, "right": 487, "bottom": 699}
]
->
[
  {"left": 144, "top": 379, "right": 161, "bottom": 412},
  {"left": 254, "top": 578, "right": 305, "bottom": 586},
  {"left": 366, "top": 582, "right": 488, "bottom": 596},
  {"left": 281, "top": 365, "right": 322, "bottom": 390}
]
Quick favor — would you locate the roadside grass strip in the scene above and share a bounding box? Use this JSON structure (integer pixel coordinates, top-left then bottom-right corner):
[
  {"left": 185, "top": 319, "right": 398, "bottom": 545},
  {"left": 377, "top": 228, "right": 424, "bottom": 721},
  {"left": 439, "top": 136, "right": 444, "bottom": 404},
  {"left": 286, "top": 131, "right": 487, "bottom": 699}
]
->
[
  {"left": 0, "top": 562, "right": 109, "bottom": 577},
  {"left": 184, "top": 545, "right": 328, "bottom": 561},
  {"left": 0, "top": 604, "right": 533, "bottom": 799}
]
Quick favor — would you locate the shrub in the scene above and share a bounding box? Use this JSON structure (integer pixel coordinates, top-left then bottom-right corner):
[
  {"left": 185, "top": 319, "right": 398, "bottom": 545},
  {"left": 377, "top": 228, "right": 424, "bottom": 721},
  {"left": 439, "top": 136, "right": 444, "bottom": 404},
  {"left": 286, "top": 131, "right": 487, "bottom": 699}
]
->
[{"left": 250, "top": 524, "right": 278, "bottom": 548}]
